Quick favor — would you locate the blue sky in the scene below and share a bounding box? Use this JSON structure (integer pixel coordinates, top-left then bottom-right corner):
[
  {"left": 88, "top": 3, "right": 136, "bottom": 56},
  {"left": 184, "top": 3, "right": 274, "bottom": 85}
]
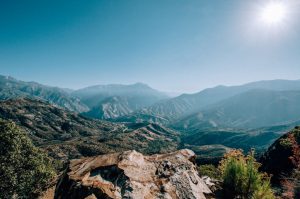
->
[{"left": 0, "top": 0, "right": 300, "bottom": 93}]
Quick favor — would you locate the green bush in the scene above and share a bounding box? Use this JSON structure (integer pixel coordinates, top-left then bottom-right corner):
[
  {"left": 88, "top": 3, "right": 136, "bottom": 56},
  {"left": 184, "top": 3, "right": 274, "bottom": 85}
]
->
[
  {"left": 198, "top": 164, "right": 220, "bottom": 180},
  {"left": 0, "top": 120, "right": 55, "bottom": 198},
  {"left": 146, "top": 140, "right": 169, "bottom": 154},
  {"left": 77, "top": 143, "right": 105, "bottom": 156},
  {"left": 219, "top": 149, "right": 275, "bottom": 199}
]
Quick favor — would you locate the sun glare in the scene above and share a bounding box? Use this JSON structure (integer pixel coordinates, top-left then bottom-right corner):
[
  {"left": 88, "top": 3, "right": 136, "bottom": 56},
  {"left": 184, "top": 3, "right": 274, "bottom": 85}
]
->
[{"left": 260, "top": 2, "right": 287, "bottom": 25}]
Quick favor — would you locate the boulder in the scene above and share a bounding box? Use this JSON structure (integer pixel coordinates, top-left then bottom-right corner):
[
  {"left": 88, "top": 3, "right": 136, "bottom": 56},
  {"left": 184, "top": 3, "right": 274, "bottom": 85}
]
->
[{"left": 55, "top": 149, "right": 211, "bottom": 199}]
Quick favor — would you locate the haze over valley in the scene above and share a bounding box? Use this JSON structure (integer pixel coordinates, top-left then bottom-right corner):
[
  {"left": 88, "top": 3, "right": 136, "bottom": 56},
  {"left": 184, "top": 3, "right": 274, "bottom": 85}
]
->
[{"left": 1, "top": 74, "right": 300, "bottom": 160}]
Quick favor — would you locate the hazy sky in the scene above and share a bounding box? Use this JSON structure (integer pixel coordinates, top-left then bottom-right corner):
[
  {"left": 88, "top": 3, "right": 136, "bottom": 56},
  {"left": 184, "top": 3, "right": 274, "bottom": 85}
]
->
[{"left": 1, "top": 0, "right": 300, "bottom": 93}]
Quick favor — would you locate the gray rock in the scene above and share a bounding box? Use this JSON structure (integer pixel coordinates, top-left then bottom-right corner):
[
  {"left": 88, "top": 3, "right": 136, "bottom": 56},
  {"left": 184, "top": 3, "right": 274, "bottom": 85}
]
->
[{"left": 55, "top": 149, "right": 212, "bottom": 199}]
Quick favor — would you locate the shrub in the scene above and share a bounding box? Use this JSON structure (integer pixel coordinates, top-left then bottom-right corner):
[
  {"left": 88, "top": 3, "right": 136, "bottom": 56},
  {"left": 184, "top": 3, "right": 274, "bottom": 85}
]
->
[
  {"left": 146, "top": 139, "right": 169, "bottom": 154},
  {"left": 77, "top": 144, "right": 105, "bottom": 156},
  {"left": 219, "top": 149, "right": 275, "bottom": 199},
  {"left": 198, "top": 164, "right": 220, "bottom": 180},
  {"left": 0, "top": 120, "right": 55, "bottom": 198}
]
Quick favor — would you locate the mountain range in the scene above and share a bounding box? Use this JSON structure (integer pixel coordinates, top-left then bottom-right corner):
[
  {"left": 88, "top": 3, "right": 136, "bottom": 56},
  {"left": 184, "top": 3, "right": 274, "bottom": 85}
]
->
[
  {"left": 3, "top": 75, "right": 300, "bottom": 129},
  {"left": 173, "top": 89, "right": 300, "bottom": 130},
  {"left": 119, "top": 79, "right": 300, "bottom": 126},
  {"left": 0, "top": 75, "right": 88, "bottom": 112},
  {"left": 0, "top": 75, "right": 169, "bottom": 120},
  {"left": 1, "top": 75, "right": 300, "bottom": 163}
]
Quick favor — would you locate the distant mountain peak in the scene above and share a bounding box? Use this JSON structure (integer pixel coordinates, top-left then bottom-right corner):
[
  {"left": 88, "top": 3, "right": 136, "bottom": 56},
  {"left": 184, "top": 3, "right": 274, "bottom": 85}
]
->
[{"left": 72, "top": 82, "right": 169, "bottom": 119}]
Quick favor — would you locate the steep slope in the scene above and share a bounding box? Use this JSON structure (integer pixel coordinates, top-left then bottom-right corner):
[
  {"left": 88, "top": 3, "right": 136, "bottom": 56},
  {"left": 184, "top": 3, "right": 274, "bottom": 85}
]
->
[
  {"left": 119, "top": 79, "right": 300, "bottom": 124},
  {"left": 179, "top": 121, "right": 300, "bottom": 164},
  {"left": 73, "top": 83, "right": 168, "bottom": 119},
  {"left": 0, "top": 98, "right": 120, "bottom": 146},
  {"left": 173, "top": 89, "right": 300, "bottom": 130},
  {"left": 260, "top": 127, "right": 300, "bottom": 182},
  {"left": 0, "top": 98, "right": 179, "bottom": 161},
  {"left": 112, "top": 111, "right": 169, "bottom": 124},
  {"left": 83, "top": 96, "right": 139, "bottom": 119},
  {"left": 0, "top": 75, "right": 88, "bottom": 112},
  {"left": 182, "top": 129, "right": 279, "bottom": 153}
]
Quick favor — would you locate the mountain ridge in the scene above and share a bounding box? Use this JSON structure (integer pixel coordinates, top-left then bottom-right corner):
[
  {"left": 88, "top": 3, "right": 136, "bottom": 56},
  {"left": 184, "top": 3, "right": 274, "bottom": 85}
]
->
[
  {"left": 0, "top": 75, "right": 88, "bottom": 112},
  {"left": 73, "top": 82, "right": 169, "bottom": 119},
  {"left": 0, "top": 98, "right": 179, "bottom": 161},
  {"left": 116, "top": 79, "right": 300, "bottom": 125},
  {"left": 173, "top": 89, "right": 300, "bottom": 130}
]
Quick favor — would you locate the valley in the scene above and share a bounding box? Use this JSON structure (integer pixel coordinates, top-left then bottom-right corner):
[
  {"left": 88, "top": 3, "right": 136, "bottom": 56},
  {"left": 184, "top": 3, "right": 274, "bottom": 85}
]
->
[
  {"left": 0, "top": 98, "right": 179, "bottom": 162},
  {"left": 1, "top": 75, "right": 300, "bottom": 198},
  {"left": 1, "top": 75, "right": 300, "bottom": 163}
]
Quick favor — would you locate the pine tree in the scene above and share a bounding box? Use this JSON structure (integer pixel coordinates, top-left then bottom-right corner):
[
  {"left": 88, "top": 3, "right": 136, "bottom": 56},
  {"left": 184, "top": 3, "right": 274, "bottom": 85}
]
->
[{"left": 219, "top": 149, "right": 275, "bottom": 199}]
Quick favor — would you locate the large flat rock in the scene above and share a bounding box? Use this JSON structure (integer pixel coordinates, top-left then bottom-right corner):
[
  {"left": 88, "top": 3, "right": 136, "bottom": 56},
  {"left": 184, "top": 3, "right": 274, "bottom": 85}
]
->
[{"left": 55, "top": 149, "right": 211, "bottom": 199}]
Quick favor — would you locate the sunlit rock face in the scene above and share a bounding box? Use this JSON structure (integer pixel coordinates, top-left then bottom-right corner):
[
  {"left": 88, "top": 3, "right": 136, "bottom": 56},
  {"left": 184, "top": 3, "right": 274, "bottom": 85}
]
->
[{"left": 55, "top": 149, "right": 212, "bottom": 199}]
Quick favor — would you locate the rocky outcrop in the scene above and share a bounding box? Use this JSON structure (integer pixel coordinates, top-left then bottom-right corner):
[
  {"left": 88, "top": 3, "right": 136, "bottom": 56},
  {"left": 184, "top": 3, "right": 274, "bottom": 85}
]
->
[{"left": 55, "top": 149, "right": 211, "bottom": 199}]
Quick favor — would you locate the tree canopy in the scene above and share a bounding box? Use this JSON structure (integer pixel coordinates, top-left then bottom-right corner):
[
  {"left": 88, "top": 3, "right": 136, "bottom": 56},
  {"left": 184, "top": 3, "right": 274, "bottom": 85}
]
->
[{"left": 0, "top": 120, "right": 55, "bottom": 198}]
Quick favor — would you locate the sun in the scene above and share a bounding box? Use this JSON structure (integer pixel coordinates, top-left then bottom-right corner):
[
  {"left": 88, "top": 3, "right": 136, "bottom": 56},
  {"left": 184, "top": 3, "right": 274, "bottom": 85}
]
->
[{"left": 260, "top": 2, "right": 287, "bottom": 25}]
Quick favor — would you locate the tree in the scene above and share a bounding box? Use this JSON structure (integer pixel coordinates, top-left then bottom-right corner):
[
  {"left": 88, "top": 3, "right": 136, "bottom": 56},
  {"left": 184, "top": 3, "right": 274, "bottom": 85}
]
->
[
  {"left": 219, "top": 149, "right": 275, "bottom": 199},
  {"left": 0, "top": 120, "right": 55, "bottom": 198}
]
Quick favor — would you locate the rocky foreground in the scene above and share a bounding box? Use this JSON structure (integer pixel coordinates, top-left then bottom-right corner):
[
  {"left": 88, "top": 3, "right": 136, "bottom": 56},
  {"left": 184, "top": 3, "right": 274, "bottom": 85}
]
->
[{"left": 55, "top": 149, "right": 212, "bottom": 199}]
